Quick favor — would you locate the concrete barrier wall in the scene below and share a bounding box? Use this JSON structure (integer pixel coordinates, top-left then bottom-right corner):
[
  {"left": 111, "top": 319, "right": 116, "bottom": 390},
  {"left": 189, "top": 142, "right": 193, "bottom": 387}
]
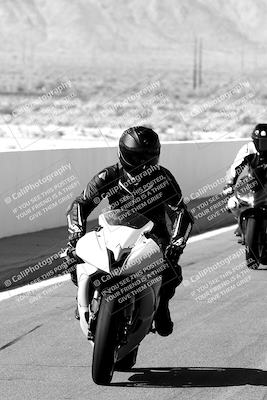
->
[{"left": 0, "top": 139, "right": 249, "bottom": 239}]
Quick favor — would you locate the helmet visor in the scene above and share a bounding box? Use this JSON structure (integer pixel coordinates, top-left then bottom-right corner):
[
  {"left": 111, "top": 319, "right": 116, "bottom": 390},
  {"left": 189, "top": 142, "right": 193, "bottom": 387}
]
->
[
  {"left": 125, "top": 151, "right": 159, "bottom": 168},
  {"left": 258, "top": 138, "right": 267, "bottom": 152}
]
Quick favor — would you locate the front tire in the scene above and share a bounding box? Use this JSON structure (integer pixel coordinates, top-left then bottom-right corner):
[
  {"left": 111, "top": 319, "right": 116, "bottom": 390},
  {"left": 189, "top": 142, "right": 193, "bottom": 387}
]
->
[
  {"left": 115, "top": 347, "right": 139, "bottom": 371},
  {"left": 245, "top": 248, "right": 260, "bottom": 269},
  {"left": 245, "top": 217, "right": 260, "bottom": 269},
  {"left": 92, "top": 297, "right": 119, "bottom": 385}
]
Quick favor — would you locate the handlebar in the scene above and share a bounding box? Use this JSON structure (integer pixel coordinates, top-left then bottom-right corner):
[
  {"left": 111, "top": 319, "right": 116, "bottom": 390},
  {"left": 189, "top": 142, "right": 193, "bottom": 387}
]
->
[{"left": 60, "top": 247, "right": 83, "bottom": 264}]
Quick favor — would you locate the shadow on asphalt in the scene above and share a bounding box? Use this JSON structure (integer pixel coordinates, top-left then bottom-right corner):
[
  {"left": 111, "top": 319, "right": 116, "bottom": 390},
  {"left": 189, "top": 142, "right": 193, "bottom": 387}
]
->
[{"left": 111, "top": 367, "right": 267, "bottom": 387}]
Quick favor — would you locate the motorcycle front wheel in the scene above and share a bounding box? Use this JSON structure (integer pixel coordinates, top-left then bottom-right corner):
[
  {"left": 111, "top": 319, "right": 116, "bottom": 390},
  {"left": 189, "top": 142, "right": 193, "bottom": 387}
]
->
[
  {"left": 115, "top": 346, "right": 139, "bottom": 371},
  {"left": 245, "top": 217, "right": 260, "bottom": 269},
  {"left": 92, "top": 297, "right": 119, "bottom": 385}
]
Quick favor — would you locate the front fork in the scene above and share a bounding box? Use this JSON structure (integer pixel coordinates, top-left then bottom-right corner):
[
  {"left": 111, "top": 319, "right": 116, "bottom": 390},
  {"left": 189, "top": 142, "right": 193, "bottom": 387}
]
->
[
  {"left": 87, "top": 289, "right": 101, "bottom": 340},
  {"left": 240, "top": 213, "right": 265, "bottom": 257},
  {"left": 87, "top": 287, "right": 135, "bottom": 344},
  {"left": 118, "top": 297, "right": 135, "bottom": 345}
]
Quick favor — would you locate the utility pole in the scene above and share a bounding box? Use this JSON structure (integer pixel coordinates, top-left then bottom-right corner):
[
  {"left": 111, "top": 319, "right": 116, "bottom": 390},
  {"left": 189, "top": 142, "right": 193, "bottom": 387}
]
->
[
  {"left": 193, "top": 37, "right": 203, "bottom": 89},
  {"left": 241, "top": 42, "right": 244, "bottom": 74},
  {"left": 254, "top": 46, "right": 258, "bottom": 70},
  {"left": 198, "top": 37, "right": 203, "bottom": 87},
  {"left": 24, "top": 28, "right": 35, "bottom": 92},
  {"left": 193, "top": 36, "right": 197, "bottom": 89}
]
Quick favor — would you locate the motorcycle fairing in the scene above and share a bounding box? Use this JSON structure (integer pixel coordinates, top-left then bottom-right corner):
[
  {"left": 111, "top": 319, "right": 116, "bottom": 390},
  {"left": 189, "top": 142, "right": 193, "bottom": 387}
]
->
[
  {"left": 76, "top": 215, "right": 154, "bottom": 274},
  {"left": 239, "top": 206, "right": 267, "bottom": 225},
  {"left": 76, "top": 230, "right": 110, "bottom": 273},
  {"left": 118, "top": 236, "right": 162, "bottom": 277},
  {"left": 99, "top": 213, "right": 154, "bottom": 261},
  {"left": 75, "top": 210, "right": 160, "bottom": 343}
]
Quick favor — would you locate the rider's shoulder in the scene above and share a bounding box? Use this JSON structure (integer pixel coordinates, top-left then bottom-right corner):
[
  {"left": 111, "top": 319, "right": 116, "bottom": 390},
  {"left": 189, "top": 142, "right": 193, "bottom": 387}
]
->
[
  {"left": 237, "top": 141, "right": 257, "bottom": 161},
  {"left": 158, "top": 165, "right": 170, "bottom": 174},
  {"left": 158, "top": 165, "right": 175, "bottom": 179},
  {"left": 94, "top": 163, "right": 120, "bottom": 183},
  {"left": 247, "top": 141, "right": 257, "bottom": 154},
  {"left": 158, "top": 165, "right": 180, "bottom": 187}
]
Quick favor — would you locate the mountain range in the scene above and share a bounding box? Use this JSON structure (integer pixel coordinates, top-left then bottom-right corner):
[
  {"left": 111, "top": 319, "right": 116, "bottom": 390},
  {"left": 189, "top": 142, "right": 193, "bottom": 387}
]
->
[{"left": 0, "top": 0, "right": 266, "bottom": 67}]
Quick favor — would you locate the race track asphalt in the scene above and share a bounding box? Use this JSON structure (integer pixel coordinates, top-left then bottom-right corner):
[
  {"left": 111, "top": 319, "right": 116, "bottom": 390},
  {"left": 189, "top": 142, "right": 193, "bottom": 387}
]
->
[{"left": 0, "top": 228, "right": 266, "bottom": 400}]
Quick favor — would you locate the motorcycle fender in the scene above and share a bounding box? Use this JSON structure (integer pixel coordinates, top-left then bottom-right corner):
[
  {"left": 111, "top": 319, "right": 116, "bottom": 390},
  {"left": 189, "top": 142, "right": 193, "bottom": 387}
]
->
[
  {"left": 116, "top": 239, "right": 163, "bottom": 360},
  {"left": 239, "top": 207, "right": 267, "bottom": 227},
  {"left": 117, "top": 277, "right": 162, "bottom": 362},
  {"left": 77, "top": 263, "right": 92, "bottom": 338}
]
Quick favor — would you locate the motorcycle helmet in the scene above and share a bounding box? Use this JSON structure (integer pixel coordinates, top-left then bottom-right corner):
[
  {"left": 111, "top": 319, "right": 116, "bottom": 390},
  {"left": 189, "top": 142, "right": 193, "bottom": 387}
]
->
[
  {"left": 252, "top": 123, "right": 267, "bottom": 154},
  {"left": 118, "top": 126, "right": 161, "bottom": 175}
]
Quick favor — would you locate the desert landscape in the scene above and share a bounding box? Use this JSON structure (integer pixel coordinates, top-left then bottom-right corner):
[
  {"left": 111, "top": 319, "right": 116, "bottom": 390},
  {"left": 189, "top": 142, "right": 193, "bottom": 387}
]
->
[{"left": 1, "top": 0, "right": 267, "bottom": 150}]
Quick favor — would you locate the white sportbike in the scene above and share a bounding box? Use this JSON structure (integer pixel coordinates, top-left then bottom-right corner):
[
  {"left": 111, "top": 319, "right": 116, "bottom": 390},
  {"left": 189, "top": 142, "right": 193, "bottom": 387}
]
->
[{"left": 64, "top": 209, "right": 168, "bottom": 385}]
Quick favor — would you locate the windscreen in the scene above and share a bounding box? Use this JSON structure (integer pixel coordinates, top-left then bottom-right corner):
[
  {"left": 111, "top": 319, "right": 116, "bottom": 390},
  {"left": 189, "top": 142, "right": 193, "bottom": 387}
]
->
[{"left": 103, "top": 209, "right": 150, "bottom": 229}]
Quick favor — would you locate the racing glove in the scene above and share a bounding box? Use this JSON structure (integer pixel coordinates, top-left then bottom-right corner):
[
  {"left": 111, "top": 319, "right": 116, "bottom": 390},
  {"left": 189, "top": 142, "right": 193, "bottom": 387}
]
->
[
  {"left": 67, "top": 207, "right": 85, "bottom": 248},
  {"left": 165, "top": 205, "right": 193, "bottom": 265},
  {"left": 68, "top": 231, "right": 84, "bottom": 248},
  {"left": 223, "top": 184, "right": 234, "bottom": 196},
  {"left": 64, "top": 231, "right": 84, "bottom": 270},
  {"left": 165, "top": 238, "right": 186, "bottom": 265}
]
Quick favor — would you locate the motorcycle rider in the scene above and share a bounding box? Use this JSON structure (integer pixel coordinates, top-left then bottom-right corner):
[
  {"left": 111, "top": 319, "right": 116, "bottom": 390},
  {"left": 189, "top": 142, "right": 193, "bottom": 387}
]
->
[
  {"left": 223, "top": 123, "right": 267, "bottom": 236},
  {"left": 66, "top": 126, "right": 194, "bottom": 336}
]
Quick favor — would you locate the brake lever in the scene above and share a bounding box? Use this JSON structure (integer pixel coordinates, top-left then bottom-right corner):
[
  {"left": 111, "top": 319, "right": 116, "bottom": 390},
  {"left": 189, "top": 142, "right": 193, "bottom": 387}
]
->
[
  {"left": 60, "top": 247, "right": 83, "bottom": 264},
  {"left": 60, "top": 248, "right": 69, "bottom": 259}
]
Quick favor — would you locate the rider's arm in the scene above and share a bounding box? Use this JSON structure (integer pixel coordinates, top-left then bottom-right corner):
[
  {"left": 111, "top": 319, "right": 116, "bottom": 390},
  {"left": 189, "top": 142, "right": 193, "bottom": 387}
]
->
[
  {"left": 66, "top": 164, "right": 119, "bottom": 242},
  {"left": 225, "top": 142, "right": 256, "bottom": 187},
  {"left": 161, "top": 167, "right": 194, "bottom": 248}
]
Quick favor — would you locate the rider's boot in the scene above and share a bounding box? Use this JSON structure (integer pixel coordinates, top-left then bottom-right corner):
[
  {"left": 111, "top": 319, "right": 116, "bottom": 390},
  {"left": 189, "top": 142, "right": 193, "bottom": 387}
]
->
[
  {"left": 234, "top": 226, "right": 241, "bottom": 237},
  {"left": 74, "top": 296, "right": 80, "bottom": 320},
  {"left": 154, "top": 297, "right": 173, "bottom": 336},
  {"left": 75, "top": 305, "right": 80, "bottom": 320},
  {"left": 154, "top": 263, "right": 183, "bottom": 336}
]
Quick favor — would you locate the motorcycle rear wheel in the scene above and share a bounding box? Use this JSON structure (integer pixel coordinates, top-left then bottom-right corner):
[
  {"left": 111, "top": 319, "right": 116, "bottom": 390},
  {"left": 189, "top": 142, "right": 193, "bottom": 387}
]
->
[{"left": 92, "top": 297, "right": 119, "bottom": 385}]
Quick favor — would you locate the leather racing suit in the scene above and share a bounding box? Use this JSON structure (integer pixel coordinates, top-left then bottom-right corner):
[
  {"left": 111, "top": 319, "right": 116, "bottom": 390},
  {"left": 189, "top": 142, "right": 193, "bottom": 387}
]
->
[
  {"left": 67, "top": 163, "right": 194, "bottom": 302},
  {"left": 226, "top": 141, "right": 258, "bottom": 187},
  {"left": 225, "top": 141, "right": 267, "bottom": 217}
]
